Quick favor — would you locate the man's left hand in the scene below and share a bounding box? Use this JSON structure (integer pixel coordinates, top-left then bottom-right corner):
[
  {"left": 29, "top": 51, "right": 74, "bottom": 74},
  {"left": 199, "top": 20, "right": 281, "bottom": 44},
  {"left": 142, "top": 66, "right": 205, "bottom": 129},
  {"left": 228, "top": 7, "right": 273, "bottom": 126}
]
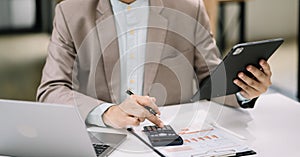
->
[{"left": 234, "top": 59, "right": 272, "bottom": 99}]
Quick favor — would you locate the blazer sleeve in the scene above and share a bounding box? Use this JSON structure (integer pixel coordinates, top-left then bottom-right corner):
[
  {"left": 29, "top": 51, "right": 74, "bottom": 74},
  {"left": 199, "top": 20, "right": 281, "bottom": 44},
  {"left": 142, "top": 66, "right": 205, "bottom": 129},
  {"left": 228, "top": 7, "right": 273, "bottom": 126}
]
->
[
  {"left": 36, "top": 4, "right": 105, "bottom": 120},
  {"left": 194, "top": 0, "right": 221, "bottom": 82}
]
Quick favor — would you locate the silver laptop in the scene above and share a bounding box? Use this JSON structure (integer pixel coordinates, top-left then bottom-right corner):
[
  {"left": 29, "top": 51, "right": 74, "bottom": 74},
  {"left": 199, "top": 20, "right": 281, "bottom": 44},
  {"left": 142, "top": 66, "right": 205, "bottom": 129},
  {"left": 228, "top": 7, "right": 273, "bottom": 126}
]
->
[{"left": 0, "top": 99, "right": 127, "bottom": 157}]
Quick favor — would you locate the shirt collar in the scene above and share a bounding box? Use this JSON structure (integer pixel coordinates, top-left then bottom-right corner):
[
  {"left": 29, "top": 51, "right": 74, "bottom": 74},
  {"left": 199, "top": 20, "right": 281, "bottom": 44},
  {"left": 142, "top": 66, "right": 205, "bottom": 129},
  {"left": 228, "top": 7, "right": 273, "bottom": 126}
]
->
[{"left": 110, "top": 0, "right": 149, "bottom": 13}]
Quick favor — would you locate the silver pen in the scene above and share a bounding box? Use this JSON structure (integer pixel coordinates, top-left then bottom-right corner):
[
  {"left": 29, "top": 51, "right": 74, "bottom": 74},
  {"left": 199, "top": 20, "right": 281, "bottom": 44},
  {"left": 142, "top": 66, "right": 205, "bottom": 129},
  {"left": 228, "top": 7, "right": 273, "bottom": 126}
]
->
[{"left": 125, "top": 89, "right": 157, "bottom": 115}]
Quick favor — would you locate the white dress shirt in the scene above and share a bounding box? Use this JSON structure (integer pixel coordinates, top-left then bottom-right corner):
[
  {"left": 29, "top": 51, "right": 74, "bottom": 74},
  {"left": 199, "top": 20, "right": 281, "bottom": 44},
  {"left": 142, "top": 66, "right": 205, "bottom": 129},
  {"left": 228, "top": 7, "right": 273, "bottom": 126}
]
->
[{"left": 86, "top": 0, "right": 149, "bottom": 126}]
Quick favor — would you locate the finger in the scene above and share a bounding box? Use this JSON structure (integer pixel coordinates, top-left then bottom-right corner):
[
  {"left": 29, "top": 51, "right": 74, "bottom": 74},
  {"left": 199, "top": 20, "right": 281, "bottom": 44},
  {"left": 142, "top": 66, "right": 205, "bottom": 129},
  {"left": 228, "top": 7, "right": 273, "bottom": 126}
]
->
[
  {"left": 131, "top": 95, "right": 161, "bottom": 115},
  {"left": 246, "top": 65, "right": 266, "bottom": 81},
  {"left": 146, "top": 96, "right": 161, "bottom": 115},
  {"left": 151, "top": 97, "right": 156, "bottom": 102},
  {"left": 237, "top": 72, "right": 261, "bottom": 91},
  {"left": 259, "top": 60, "right": 272, "bottom": 77},
  {"left": 138, "top": 117, "right": 146, "bottom": 122},
  {"left": 146, "top": 114, "right": 164, "bottom": 128},
  {"left": 149, "top": 97, "right": 160, "bottom": 115},
  {"left": 239, "top": 90, "right": 251, "bottom": 99},
  {"left": 124, "top": 116, "right": 140, "bottom": 127},
  {"left": 234, "top": 79, "right": 257, "bottom": 99},
  {"left": 246, "top": 65, "right": 272, "bottom": 87},
  {"left": 127, "top": 105, "right": 159, "bottom": 120},
  {"left": 118, "top": 100, "right": 147, "bottom": 118}
]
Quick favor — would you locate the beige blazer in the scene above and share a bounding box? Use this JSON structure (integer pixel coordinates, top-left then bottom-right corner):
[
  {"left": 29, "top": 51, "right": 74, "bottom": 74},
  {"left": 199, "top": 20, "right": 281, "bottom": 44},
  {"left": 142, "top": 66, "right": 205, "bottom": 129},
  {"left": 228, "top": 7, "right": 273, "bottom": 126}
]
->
[{"left": 37, "top": 0, "right": 239, "bottom": 120}]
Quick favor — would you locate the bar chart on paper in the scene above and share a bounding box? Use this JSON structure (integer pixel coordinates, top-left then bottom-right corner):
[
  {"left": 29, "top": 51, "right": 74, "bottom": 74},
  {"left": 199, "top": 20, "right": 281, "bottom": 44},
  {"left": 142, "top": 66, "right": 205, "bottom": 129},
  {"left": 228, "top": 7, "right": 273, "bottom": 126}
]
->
[
  {"left": 180, "top": 128, "right": 241, "bottom": 149},
  {"left": 159, "top": 127, "right": 253, "bottom": 157}
]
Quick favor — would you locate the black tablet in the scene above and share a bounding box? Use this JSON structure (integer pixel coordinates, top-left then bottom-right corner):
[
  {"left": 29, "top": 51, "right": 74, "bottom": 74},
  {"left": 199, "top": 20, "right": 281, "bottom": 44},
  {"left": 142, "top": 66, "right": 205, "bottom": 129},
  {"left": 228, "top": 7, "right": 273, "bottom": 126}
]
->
[{"left": 191, "top": 38, "right": 284, "bottom": 102}]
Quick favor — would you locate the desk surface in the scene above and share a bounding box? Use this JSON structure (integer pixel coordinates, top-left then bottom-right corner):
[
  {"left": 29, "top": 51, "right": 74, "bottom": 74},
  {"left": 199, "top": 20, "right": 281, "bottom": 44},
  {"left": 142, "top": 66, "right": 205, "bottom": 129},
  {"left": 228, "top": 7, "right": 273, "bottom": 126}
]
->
[
  {"left": 1, "top": 93, "right": 298, "bottom": 157},
  {"left": 88, "top": 93, "right": 300, "bottom": 157}
]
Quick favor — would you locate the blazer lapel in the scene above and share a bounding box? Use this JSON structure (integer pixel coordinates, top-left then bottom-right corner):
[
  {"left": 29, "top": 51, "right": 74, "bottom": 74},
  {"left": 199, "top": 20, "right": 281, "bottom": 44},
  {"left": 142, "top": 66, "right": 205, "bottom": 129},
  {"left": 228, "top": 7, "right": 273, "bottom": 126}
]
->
[
  {"left": 143, "top": 0, "right": 168, "bottom": 95},
  {"left": 96, "top": 0, "right": 121, "bottom": 103},
  {"left": 95, "top": 0, "right": 168, "bottom": 99}
]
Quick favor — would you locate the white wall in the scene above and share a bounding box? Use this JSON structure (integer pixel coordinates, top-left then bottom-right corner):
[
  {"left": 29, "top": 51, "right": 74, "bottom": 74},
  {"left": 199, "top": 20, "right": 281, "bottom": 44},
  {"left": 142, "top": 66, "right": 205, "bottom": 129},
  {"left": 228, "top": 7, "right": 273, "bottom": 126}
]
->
[
  {"left": 223, "top": 0, "right": 298, "bottom": 43},
  {"left": 0, "top": 0, "right": 35, "bottom": 29},
  {"left": 0, "top": 0, "right": 11, "bottom": 29},
  {"left": 247, "top": 0, "right": 298, "bottom": 40},
  {"left": 10, "top": 0, "right": 36, "bottom": 29}
]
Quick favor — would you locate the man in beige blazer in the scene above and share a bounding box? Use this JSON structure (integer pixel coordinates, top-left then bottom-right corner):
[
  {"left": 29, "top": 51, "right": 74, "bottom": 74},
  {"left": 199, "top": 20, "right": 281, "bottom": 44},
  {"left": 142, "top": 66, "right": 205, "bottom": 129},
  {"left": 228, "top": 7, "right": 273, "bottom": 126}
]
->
[{"left": 37, "top": 0, "right": 272, "bottom": 128}]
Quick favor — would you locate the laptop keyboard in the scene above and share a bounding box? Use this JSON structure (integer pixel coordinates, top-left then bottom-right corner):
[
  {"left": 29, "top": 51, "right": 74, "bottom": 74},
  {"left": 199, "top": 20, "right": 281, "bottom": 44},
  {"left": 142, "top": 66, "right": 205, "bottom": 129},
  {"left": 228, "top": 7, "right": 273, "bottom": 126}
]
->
[{"left": 93, "top": 144, "right": 110, "bottom": 156}]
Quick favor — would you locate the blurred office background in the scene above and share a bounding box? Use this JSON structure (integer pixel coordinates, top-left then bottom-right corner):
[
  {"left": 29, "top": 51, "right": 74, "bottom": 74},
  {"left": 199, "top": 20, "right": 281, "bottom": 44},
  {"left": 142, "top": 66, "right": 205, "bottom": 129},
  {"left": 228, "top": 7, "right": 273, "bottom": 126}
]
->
[{"left": 0, "top": 0, "right": 298, "bottom": 101}]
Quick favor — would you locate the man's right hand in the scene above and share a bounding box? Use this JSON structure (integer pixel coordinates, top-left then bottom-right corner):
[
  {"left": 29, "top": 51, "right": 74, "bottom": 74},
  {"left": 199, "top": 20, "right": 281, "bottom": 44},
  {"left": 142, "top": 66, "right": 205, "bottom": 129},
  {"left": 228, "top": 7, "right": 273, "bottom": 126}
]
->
[{"left": 102, "top": 95, "right": 164, "bottom": 128}]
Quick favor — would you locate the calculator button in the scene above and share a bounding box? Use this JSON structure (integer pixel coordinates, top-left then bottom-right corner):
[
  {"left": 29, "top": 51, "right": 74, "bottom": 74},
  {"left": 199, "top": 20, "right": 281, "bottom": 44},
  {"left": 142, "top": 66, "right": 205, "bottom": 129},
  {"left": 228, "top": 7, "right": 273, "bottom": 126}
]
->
[
  {"left": 143, "top": 125, "right": 183, "bottom": 146},
  {"left": 158, "top": 133, "right": 167, "bottom": 136},
  {"left": 152, "top": 126, "right": 156, "bottom": 130},
  {"left": 146, "top": 126, "right": 151, "bottom": 131}
]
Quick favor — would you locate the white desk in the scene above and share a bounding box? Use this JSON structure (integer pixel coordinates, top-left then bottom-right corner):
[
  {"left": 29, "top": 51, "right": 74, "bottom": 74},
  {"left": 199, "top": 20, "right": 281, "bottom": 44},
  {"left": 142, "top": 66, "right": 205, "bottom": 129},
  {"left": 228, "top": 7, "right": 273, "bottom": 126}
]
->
[
  {"left": 1, "top": 93, "right": 298, "bottom": 157},
  {"left": 88, "top": 93, "right": 300, "bottom": 157}
]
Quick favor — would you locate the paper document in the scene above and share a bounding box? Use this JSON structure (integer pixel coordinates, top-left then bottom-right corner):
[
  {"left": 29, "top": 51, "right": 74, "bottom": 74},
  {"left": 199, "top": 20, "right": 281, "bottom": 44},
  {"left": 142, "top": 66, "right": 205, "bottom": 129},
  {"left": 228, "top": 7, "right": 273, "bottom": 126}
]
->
[
  {"left": 158, "top": 126, "right": 253, "bottom": 157},
  {"left": 134, "top": 101, "right": 255, "bottom": 157}
]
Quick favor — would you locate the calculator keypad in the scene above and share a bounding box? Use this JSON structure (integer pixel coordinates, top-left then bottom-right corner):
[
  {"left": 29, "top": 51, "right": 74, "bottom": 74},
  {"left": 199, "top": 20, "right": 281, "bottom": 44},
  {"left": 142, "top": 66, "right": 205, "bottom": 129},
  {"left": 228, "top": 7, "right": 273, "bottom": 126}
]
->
[{"left": 143, "top": 125, "right": 183, "bottom": 147}]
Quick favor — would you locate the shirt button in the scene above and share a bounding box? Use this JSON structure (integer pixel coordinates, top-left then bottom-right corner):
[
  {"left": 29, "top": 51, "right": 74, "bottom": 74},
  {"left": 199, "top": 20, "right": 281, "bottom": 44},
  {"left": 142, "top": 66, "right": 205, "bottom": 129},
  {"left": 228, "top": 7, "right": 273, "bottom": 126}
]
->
[
  {"left": 130, "top": 79, "right": 135, "bottom": 84},
  {"left": 127, "top": 6, "right": 131, "bottom": 11},
  {"left": 129, "top": 29, "right": 135, "bottom": 35},
  {"left": 130, "top": 53, "right": 135, "bottom": 59}
]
